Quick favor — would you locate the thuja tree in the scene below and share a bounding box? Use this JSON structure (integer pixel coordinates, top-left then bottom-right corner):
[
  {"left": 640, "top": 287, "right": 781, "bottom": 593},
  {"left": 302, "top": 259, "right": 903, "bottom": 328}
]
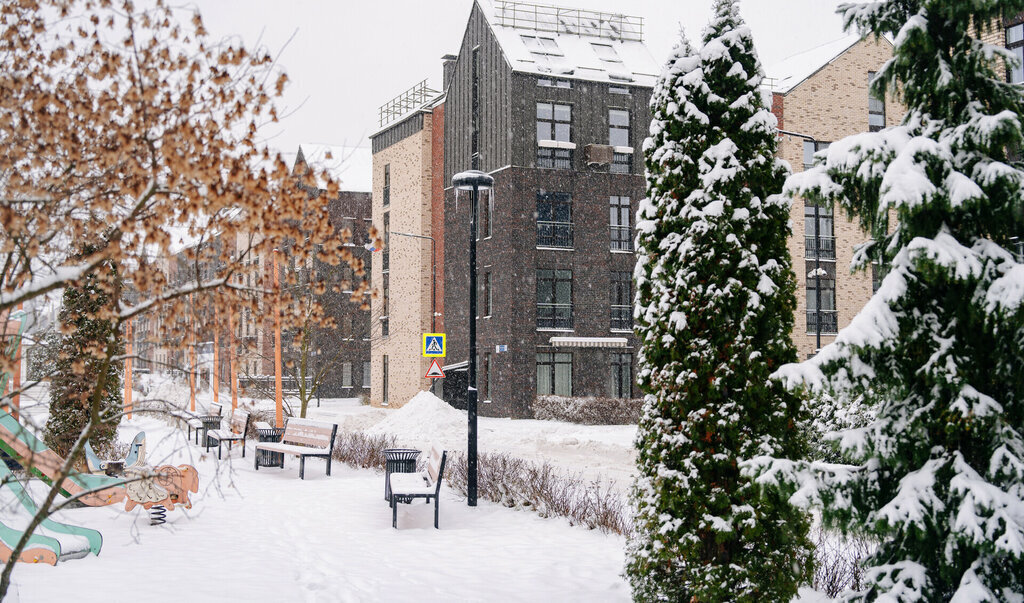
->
[
  {"left": 45, "top": 251, "right": 123, "bottom": 458},
  {"left": 626, "top": 1, "right": 811, "bottom": 600},
  {"left": 750, "top": 1, "right": 1024, "bottom": 600}
]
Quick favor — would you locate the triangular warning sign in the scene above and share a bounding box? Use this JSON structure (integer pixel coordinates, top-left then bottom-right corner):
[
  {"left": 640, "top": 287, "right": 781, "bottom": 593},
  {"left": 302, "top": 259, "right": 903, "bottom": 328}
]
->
[
  {"left": 424, "top": 358, "right": 445, "bottom": 379},
  {"left": 426, "top": 337, "right": 442, "bottom": 354}
]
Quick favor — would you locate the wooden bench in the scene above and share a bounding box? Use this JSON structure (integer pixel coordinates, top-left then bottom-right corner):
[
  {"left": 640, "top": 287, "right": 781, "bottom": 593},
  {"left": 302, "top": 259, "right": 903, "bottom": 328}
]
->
[
  {"left": 186, "top": 402, "right": 223, "bottom": 445},
  {"left": 205, "top": 409, "right": 251, "bottom": 459},
  {"left": 389, "top": 445, "right": 447, "bottom": 529},
  {"left": 252, "top": 418, "right": 337, "bottom": 479}
]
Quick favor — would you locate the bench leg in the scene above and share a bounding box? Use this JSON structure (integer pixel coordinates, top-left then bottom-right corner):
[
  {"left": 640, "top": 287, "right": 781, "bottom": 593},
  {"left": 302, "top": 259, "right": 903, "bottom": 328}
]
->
[
  {"left": 300, "top": 457, "right": 305, "bottom": 480},
  {"left": 326, "top": 455, "right": 332, "bottom": 476},
  {"left": 254, "top": 452, "right": 260, "bottom": 470},
  {"left": 242, "top": 441, "right": 246, "bottom": 458},
  {"left": 392, "top": 497, "right": 398, "bottom": 529},
  {"left": 218, "top": 441, "right": 222, "bottom": 460},
  {"left": 435, "top": 496, "right": 439, "bottom": 529}
]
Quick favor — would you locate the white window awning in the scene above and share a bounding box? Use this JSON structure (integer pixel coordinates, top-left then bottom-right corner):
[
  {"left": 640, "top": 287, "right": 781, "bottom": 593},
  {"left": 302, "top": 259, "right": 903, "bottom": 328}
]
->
[{"left": 549, "top": 336, "right": 628, "bottom": 348}]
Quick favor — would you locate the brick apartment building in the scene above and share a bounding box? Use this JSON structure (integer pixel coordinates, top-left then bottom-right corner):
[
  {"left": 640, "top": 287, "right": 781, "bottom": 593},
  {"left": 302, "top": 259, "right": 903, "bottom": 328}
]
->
[
  {"left": 438, "top": 0, "right": 658, "bottom": 418},
  {"left": 766, "top": 35, "right": 905, "bottom": 359}
]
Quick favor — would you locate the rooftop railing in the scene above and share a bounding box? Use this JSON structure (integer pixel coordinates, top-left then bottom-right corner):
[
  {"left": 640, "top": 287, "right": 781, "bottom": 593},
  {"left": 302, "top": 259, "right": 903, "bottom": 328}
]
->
[{"left": 494, "top": 0, "right": 643, "bottom": 42}]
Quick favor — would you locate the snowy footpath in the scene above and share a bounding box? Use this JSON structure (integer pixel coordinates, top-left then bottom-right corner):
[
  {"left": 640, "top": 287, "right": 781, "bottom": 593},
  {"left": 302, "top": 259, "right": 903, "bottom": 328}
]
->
[{"left": 7, "top": 380, "right": 631, "bottom": 602}]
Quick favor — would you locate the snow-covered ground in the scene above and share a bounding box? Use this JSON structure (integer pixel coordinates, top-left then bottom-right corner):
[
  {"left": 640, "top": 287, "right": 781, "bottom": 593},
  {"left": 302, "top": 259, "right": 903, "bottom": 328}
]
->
[{"left": 5, "top": 376, "right": 634, "bottom": 602}]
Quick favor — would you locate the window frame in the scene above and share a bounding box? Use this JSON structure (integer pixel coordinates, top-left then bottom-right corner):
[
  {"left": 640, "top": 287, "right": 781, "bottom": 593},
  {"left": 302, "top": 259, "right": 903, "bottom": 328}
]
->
[
  {"left": 536, "top": 351, "right": 573, "bottom": 396},
  {"left": 609, "top": 108, "right": 630, "bottom": 148},
  {"left": 1007, "top": 22, "right": 1024, "bottom": 83},
  {"left": 610, "top": 271, "right": 632, "bottom": 331},
  {"left": 609, "top": 352, "right": 632, "bottom": 398},
  {"left": 868, "top": 71, "right": 885, "bottom": 131},
  {"left": 537, "top": 191, "right": 573, "bottom": 248},
  {"left": 536, "top": 269, "right": 573, "bottom": 330}
]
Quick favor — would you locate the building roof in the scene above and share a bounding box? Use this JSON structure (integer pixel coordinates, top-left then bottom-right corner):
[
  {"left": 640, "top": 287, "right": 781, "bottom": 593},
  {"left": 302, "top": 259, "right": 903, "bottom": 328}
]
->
[
  {"left": 764, "top": 33, "right": 863, "bottom": 94},
  {"left": 294, "top": 144, "right": 372, "bottom": 193},
  {"left": 478, "top": 0, "right": 660, "bottom": 88}
]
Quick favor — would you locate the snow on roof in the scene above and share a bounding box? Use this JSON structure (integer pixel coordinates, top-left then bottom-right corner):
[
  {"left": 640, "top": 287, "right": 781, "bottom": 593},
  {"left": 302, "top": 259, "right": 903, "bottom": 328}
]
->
[
  {"left": 478, "top": 0, "right": 660, "bottom": 88},
  {"left": 294, "top": 144, "right": 372, "bottom": 193},
  {"left": 764, "top": 33, "right": 862, "bottom": 94}
]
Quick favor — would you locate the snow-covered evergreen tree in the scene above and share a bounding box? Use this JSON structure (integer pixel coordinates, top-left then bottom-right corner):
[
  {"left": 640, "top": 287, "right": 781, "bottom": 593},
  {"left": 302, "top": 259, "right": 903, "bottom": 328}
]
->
[
  {"left": 751, "top": 1, "right": 1024, "bottom": 600},
  {"left": 626, "top": 1, "right": 811, "bottom": 599},
  {"left": 45, "top": 251, "right": 123, "bottom": 458}
]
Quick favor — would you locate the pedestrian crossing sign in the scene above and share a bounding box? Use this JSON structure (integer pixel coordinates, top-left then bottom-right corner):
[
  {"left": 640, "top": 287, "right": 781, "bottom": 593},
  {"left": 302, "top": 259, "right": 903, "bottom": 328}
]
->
[{"left": 422, "top": 333, "right": 446, "bottom": 357}]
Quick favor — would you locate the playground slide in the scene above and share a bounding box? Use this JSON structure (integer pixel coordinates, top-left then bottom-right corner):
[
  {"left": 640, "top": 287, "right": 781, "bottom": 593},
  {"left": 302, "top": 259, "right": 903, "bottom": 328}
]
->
[
  {"left": 0, "top": 412, "right": 124, "bottom": 507},
  {"left": 0, "top": 463, "right": 101, "bottom": 565}
]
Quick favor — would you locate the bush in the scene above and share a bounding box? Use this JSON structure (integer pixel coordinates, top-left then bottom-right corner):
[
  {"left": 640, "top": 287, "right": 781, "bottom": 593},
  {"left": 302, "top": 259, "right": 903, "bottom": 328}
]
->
[
  {"left": 812, "top": 526, "right": 875, "bottom": 597},
  {"left": 532, "top": 395, "right": 642, "bottom": 425},
  {"left": 331, "top": 431, "right": 397, "bottom": 470},
  {"left": 445, "top": 450, "right": 632, "bottom": 536}
]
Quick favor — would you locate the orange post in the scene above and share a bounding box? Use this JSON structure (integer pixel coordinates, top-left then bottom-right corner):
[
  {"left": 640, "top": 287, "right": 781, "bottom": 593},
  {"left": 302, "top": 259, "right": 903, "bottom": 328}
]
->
[
  {"left": 273, "top": 250, "right": 283, "bottom": 428},
  {"left": 212, "top": 307, "right": 219, "bottom": 404},
  {"left": 228, "top": 305, "right": 238, "bottom": 412},
  {"left": 125, "top": 318, "right": 133, "bottom": 419}
]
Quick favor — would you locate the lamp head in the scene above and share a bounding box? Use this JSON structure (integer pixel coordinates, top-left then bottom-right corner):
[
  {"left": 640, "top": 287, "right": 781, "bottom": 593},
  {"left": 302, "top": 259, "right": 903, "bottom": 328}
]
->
[{"left": 452, "top": 170, "right": 494, "bottom": 190}]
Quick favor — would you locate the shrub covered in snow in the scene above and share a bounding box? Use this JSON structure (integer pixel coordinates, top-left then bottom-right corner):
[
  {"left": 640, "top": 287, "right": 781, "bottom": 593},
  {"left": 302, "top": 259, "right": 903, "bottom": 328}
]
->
[
  {"left": 746, "top": 1, "right": 1024, "bottom": 599},
  {"left": 532, "top": 395, "right": 642, "bottom": 425},
  {"left": 626, "top": 1, "right": 811, "bottom": 600}
]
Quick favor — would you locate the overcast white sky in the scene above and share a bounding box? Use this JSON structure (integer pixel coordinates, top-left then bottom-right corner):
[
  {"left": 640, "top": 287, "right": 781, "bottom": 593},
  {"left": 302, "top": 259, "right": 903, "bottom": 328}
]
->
[{"left": 190, "top": 0, "right": 851, "bottom": 156}]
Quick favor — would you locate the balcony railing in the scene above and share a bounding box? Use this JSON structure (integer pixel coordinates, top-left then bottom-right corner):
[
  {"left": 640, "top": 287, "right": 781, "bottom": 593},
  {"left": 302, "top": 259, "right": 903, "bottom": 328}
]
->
[
  {"left": 538, "top": 303, "right": 573, "bottom": 329},
  {"left": 610, "top": 226, "right": 632, "bottom": 251},
  {"left": 805, "top": 235, "right": 836, "bottom": 260},
  {"left": 611, "top": 305, "right": 632, "bottom": 330},
  {"left": 806, "top": 310, "right": 838, "bottom": 334},
  {"left": 537, "top": 221, "right": 573, "bottom": 248}
]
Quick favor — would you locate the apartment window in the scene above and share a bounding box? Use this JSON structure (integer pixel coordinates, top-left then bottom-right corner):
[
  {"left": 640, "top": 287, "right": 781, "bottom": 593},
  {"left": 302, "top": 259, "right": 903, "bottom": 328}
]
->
[
  {"left": 537, "top": 352, "right": 572, "bottom": 396},
  {"left": 382, "top": 212, "right": 390, "bottom": 272},
  {"left": 1008, "top": 22, "right": 1024, "bottom": 83},
  {"left": 591, "top": 42, "right": 622, "bottom": 63},
  {"left": 382, "top": 355, "right": 389, "bottom": 405},
  {"left": 341, "top": 315, "right": 353, "bottom": 338},
  {"left": 610, "top": 195, "right": 631, "bottom": 251},
  {"left": 537, "top": 102, "right": 572, "bottom": 168},
  {"left": 802, "top": 140, "right": 831, "bottom": 170},
  {"left": 610, "top": 271, "right": 632, "bottom": 330},
  {"left": 362, "top": 361, "right": 371, "bottom": 387},
  {"left": 804, "top": 201, "right": 835, "bottom": 260},
  {"left": 381, "top": 272, "right": 389, "bottom": 337},
  {"left": 611, "top": 152, "right": 632, "bottom": 174},
  {"left": 481, "top": 272, "right": 492, "bottom": 317},
  {"left": 537, "top": 102, "right": 571, "bottom": 142},
  {"left": 806, "top": 262, "right": 837, "bottom": 334},
  {"left": 868, "top": 71, "right": 885, "bottom": 132},
  {"left": 609, "top": 352, "right": 632, "bottom": 398},
  {"left": 538, "top": 78, "right": 571, "bottom": 88},
  {"left": 537, "top": 269, "right": 573, "bottom": 329},
  {"left": 342, "top": 362, "right": 353, "bottom": 388},
  {"left": 537, "top": 191, "right": 573, "bottom": 248},
  {"left": 383, "top": 164, "right": 390, "bottom": 206},
  {"left": 871, "top": 261, "right": 888, "bottom": 294},
  {"left": 609, "top": 108, "right": 630, "bottom": 147},
  {"left": 609, "top": 85, "right": 630, "bottom": 95}
]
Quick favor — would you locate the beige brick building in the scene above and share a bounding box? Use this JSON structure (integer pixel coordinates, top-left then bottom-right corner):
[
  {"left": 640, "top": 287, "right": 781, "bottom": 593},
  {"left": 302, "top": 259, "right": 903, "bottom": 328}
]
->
[
  {"left": 767, "top": 36, "right": 905, "bottom": 358},
  {"left": 369, "top": 87, "right": 443, "bottom": 408}
]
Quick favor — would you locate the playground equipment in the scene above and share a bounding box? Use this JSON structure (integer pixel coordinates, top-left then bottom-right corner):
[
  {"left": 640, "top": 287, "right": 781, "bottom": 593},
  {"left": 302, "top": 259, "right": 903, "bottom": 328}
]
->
[
  {"left": 84, "top": 432, "right": 146, "bottom": 475},
  {"left": 0, "top": 463, "right": 102, "bottom": 565}
]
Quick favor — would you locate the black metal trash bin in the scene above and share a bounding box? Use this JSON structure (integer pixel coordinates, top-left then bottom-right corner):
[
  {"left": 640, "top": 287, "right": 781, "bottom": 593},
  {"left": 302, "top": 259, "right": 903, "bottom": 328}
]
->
[
  {"left": 383, "top": 448, "right": 421, "bottom": 502},
  {"left": 256, "top": 422, "right": 286, "bottom": 467},
  {"left": 201, "top": 415, "right": 223, "bottom": 448}
]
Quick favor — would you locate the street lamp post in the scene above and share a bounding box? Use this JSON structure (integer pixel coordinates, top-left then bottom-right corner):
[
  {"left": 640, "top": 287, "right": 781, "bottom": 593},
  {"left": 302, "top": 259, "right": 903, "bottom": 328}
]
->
[{"left": 452, "top": 169, "right": 494, "bottom": 508}]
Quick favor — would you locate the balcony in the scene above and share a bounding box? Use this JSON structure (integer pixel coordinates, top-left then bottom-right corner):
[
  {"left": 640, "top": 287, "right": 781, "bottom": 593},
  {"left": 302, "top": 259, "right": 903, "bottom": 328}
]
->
[
  {"left": 611, "top": 305, "right": 632, "bottom": 330},
  {"left": 537, "top": 303, "right": 573, "bottom": 329},
  {"left": 806, "top": 310, "right": 838, "bottom": 335},
  {"left": 537, "top": 221, "right": 573, "bottom": 248},
  {"left": 805, "top": 235, "right": 836, "bottom": 260},
  {"left": 610, "top": 226, "right": 632, "bottom": 251}
]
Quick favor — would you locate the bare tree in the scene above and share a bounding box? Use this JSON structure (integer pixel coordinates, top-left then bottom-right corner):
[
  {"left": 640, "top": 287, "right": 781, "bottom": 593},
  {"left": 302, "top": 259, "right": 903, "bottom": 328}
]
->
[{"left": 0, "top": 0, "right": 377, "bottom": 595}]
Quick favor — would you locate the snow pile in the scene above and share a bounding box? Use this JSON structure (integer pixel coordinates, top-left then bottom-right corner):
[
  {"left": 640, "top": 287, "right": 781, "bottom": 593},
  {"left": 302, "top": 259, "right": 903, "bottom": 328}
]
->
[{"left": 365, "top": 391, "right": 465, "bottom": 447}]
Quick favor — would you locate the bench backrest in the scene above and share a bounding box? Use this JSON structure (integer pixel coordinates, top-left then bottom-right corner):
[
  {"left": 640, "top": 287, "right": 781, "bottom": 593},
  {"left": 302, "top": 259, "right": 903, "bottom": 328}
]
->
[
  {"left": 425, "top": 444, "right": 446, "bottom": 492},
  {"left": 228, "top": 410, "right": 250, "bottom": 435},
  {"left": 282, "top": 418, "right": 337, "bottom": 449},
  {"left": 208, "top": 402, "right": 223, "bottom": 417}
]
